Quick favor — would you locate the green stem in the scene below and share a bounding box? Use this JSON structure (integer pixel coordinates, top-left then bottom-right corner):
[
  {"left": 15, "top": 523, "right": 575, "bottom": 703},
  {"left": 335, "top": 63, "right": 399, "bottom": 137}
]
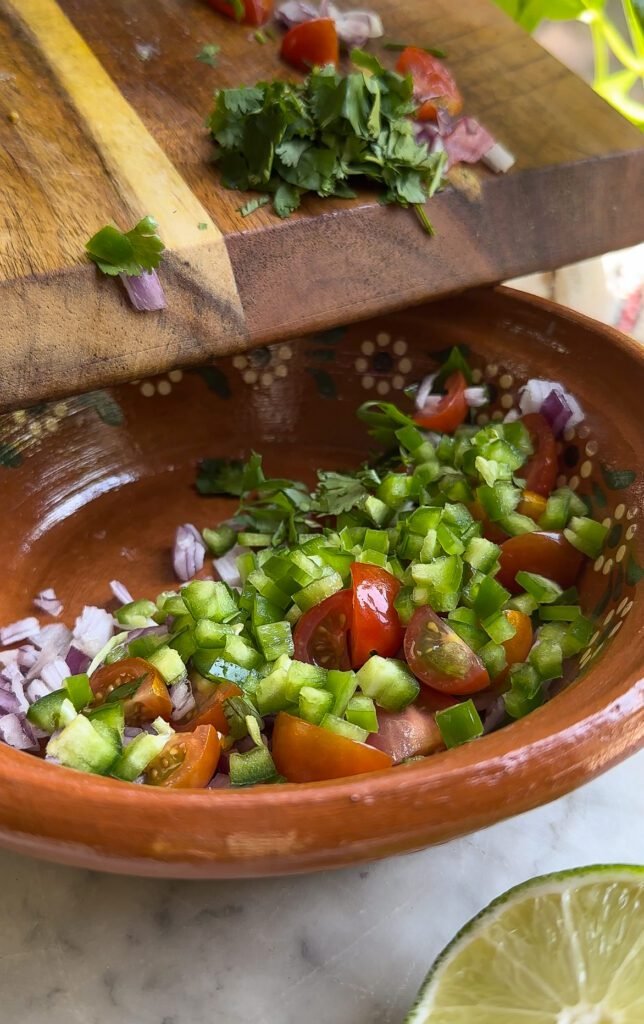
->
[
  {"left": 589, "top": 19, "right": 610, "bottom": 82},
  {"left": 585, "top": 8, "right": 644, "bottom": 73},
  {"left": 622, "top": 0, "right": 644, "bottom": 59}
]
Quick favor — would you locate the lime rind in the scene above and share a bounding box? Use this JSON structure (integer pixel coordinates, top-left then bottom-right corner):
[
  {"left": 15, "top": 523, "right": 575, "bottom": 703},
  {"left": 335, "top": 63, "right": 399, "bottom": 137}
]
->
[{"left": 405, "top": 864, "right": 644, "bottom": 1024}]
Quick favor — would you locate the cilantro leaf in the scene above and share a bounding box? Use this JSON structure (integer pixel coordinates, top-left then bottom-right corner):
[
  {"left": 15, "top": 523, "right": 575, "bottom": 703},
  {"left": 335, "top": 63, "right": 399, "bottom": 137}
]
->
[
  {"left": 357, "top": 400, "right": 418, "bottom": 447},
  {"left": 238, "top": 195, "right": 270, "bottom": 217},
  {"left": 273, "top": 182, "right": 302, "bottom": 218},
  {"left": 196, "top": 458, "right": 245, "bottom": 496},
  {"left": 314, "top": 471, "right": 369, "bottom": 515},
  {"left": 86, "top": 216, "right": 165, "bottom": 276},
  {"left": 196, "top": 44, "right": 220, "bottom": 67}
]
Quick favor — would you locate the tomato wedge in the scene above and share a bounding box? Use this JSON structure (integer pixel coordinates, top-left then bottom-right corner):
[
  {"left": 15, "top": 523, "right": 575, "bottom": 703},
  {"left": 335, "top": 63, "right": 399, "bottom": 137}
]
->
[
  {"left": 175, "top": 681, "right": 242, "bottom": 734},
  {"left": 281, "top": 18, "right": 338, "bottom": 72},
  {"left": 206, "top": 0, "right": 272, "bottom": 26},
  {"left": 89, "top": 657, "right": 172, "bottom": 725},
  {"left": 404, "top": 606, "right": 490, "bottom": 694},
  {"left": 272, "top": 712, "right": 392, "bottom": 782},
  {"left": 368, "top": 705, "right": 444, "bottom": 764},
  {"left": 521, "top": 413, "right": 558, "bottom": 497},
  {"left": 146, "top": 725, "right": 221, "bottom": 788},
  {"left": 293, "top": 589, "right": 352, "bottom": 669},
  {"left": 350, "top": 564, "right": 404, "bottom": 669},
  {"left": 497, "top": 610, "right": 534, "bottom": 684},
  {"left": 497, "top": 531, "right": 585, "bottom": 593},
  {"left": 468, "top": 497, "right": 508, "bottom": 545},
  {"left": 395, "top": 47, "right": 463, "bottom": 121},
  {"left": 414, "top": 372, "right": 468, "bottom": 433}
]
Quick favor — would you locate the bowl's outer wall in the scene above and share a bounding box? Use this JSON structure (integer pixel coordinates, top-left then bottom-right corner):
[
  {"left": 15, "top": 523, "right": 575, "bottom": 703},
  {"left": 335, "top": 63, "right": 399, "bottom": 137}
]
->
[{"left": 0, "top": 287, "right": 642, "bottom": 877}]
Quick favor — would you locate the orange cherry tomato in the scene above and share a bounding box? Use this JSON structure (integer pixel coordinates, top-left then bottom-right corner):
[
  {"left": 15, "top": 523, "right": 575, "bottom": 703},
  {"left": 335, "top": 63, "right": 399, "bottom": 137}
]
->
[
  {"left": 206, "top": 0, "right": 272, "bottom": 26},
  {"left": 272, "top": 713, "right": 392, "bottom": 782},
  {"left": 280, "top": 19, "right": 339, "bottom": 72},
  {"left": 90, "top": 657, "right": 172, "bottom": 725},
  {"left": 395, "top": 47, "right": 463, "bottom": 121},
  {"left": 414, "top": 372, "right": 468, "bottom": 433},
  {"left": 350, "top": 563, "right": 404, "bottom": 669},
  {"left": 521, "top": 413, "right": 558, "bottom": 497},
  {"left": 368, "top": 705, "right": 444, "bottom": 764},
  {"left": 175, "top": 681, "right": 242, "bottom": 734},
  {"left": 404, "top": 607, "right": 490, "bottom": 695},
  {"left": 146, "top": 725, "right": 220, "bottom": 788},
  {"left": 467, "top": 497, "right": 508, "bottom": 545},
  {"left": 500, "top": 610, "right": 533, "bottom": 681},
  {"left": 293, "top": 589, "right": 353, "bottom": 669},
  {"left": 518, "top": 489, "right": 548, "bottom": 521},
  {"left": 496, "top": 531, "right": 585, "bottom": 593}
]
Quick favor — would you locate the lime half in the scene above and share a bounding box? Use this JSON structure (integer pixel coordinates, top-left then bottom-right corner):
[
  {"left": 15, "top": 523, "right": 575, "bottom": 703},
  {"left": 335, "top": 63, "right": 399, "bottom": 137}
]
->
[{"left": 406, "top": 865, "right": 644, "bottom": 1024}]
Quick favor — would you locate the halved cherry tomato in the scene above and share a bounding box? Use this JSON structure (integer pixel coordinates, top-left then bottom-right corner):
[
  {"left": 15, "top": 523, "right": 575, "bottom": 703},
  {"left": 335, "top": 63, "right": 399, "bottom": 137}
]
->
[
  {"left": 280, "top": 19, "right": 338, "bottom": 72},
  {"left": 395, "top": 47, "right": 463, "bottom": 121},
  {"left": 518, "top": 489, "right": 548, "bottom": 521},
  {"left": 414, "top": 372, "right": 468, "bottom": 433},
  {"left": 496, "top": 531, "right": 585, "bottom": 593},
  {"left": 293, "top": 588, "right": 352, "bottom": 669},
  {"left": 146, "top": 725, "right": 221, "bottom": 788},
  {"left": 206, "top": 0, "right": 272, "bottom": 26},
  {"left": 368, "top": 705, "right": 444, "bottom": 764},
  {"left": 175, "top": 681, "right": 242, "bottom": 734},
  {"left": 521, "top": 413, "right": 558, "bottom": 497},
  {"left": 404, "top": 606, "right": 490, "bottom": 694},
  {"left": 90, "top": 657, "right": 172, "bottom": 725},
  {"left": 272, "top": 712, "right": 392, "bottom": 782},
  {"left": 350, "top": 564, "right": 404, "bottom": 669}
]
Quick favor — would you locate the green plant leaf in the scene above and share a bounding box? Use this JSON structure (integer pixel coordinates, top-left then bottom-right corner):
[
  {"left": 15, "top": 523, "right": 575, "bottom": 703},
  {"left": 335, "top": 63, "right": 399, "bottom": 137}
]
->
[{"left": 601, "top": 465, "right": 636, "bottom": 489}]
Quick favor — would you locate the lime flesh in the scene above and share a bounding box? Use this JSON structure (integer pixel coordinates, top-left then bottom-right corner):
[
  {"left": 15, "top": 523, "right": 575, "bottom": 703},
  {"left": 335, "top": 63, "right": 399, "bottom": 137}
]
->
[{"left": 406, "top": 866, "right": 644, "bottom": 1024}]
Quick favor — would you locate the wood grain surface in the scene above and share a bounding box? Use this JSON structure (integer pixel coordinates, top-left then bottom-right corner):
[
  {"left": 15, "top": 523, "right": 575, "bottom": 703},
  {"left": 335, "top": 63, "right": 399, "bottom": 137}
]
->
[{"left": 1, "top": 0, "right": 643, "bottom": 410}]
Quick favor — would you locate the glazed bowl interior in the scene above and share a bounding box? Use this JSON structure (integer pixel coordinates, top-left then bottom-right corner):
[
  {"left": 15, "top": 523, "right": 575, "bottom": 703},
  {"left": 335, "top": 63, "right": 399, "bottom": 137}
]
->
[{"left": 0, "top": 286, "right": 642, "bottom": 878}]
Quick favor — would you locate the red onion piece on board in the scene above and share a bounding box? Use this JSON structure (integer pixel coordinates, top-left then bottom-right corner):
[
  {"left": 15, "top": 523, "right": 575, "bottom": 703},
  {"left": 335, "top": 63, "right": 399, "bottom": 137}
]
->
[
  {"left": 72, "top": 606, "right": 114, "bottom": 658},
  {"left": 33, "top": 588, "right": 63, "bottom": 617},
  {"left": 173, "top": 524, "right": 206, "bottom": 583},
  {"left": 118, "top": 270, "right": 166, "bottom": 312}
]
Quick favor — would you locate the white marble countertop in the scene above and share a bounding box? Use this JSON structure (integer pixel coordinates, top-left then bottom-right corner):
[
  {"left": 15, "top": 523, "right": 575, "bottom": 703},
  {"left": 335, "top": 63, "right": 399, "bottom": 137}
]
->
[{"left": 1, "top": 750, "right": 642, "bottom": 1024}]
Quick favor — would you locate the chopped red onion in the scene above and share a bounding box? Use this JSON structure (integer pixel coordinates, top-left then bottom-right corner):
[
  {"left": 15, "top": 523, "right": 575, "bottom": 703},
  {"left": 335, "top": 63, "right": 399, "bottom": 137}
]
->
[
  {"left": 463, "top": 386, "right": 488, "bottom": 408},
  {"left": 0, "top": 682, "right": 22, "bottom": 715},
  {"left": 483, "top": 697, "right": 507, "bottom": 734},
  {"left": 25, "top": 679, "right": 51, "bottom": 704},
  {"left": 367, "top": 705, "right": 442, "bottom": 764},
  {"left": 40, "top": 657, "right": 71, "bottom": 691},
  {"left": 110, "top": 579, "right": 134, "bottom": 605},
  {"left": 17, "top": 645, "right": 39, "bottom": 670},
  {"left": 72, "top": 606, "right": 114, "bottom": 658},
  {"left": 118, "top": 270, "right": 166, "bottom": 312},
  {"left": 417, "top": 395, "right": 443, "bottom": 415},
  {"left": 0, "top": 617, "right": 40, "bottom": 647},
  {"left": 213, "top": 544, "right": 249, "bottom": 589},
  {"left": 1, "top": 662, "right": 29, "bottom": 712},
  {"left": 123, "top": 726, "right": 145, "bottom": 748},
  {"left": 503, "top": 409, "right": 520, "bottom": 424},
  {"left": 414, "top": 372, "right": 438, "bottom": 411},
  {"left": 275, "top": 1, "right": 383, "bottom": 47},
  {"left": 0, "top": 713, "right": 38, "bottom": 751},
  {"left": 169, "top": 677, "right": 195, "bottom": 721},
  {"left": 518, "top": 379, "right": 584, "bottom": 436},
  {"left": 65, "top": 645, "right": 91, "bottom": 675},
  {"left": 33, "top": 588, "right": 63, "bottom": 618},
  {"left": 173, "top": 524, "right": 206, "bottom": 583},
  {"left": 441, "top": 117, "right": 496, "bottom": 170},
  {"left": 208, "top": 773, "right": 232, "bottom": 789},
  {"left": 0, "top": 649, "right": 20, "bottom": 667},
  {"left": 29, "top": 623, "right": 71, "bottom": 651}
]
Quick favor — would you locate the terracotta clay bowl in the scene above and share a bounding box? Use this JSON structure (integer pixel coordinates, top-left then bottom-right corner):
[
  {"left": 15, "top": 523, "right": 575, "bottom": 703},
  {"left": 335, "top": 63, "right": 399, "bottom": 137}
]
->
[{"left": 0, "top": 286, "right": 642, "bottom": 878}]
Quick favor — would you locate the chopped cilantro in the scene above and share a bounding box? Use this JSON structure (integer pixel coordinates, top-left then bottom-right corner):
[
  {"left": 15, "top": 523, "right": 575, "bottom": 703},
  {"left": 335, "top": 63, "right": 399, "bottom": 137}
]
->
[
  {"left": 207, "top": 51, "right": 446, "bottom": 223},
  {"left": 253, "top": 29, "right": 268, "bottom": 44},
  {"left": 197, "top": 222, "right": 208, "bottom": 230},
  {"left": 314, "top": 472, "right": 369, "bottom": 516},
  {"left": 85, "top": 216, "right": 165, "bottom": 277},
  {"left": 196, "top": 44, "right": 220, "bottom": 67},
  {"left": 197, "top": 458, "right": 246, "bottom": 496},
  {"left": 238, "top": 195, "right": 270, "bottom": 217}
]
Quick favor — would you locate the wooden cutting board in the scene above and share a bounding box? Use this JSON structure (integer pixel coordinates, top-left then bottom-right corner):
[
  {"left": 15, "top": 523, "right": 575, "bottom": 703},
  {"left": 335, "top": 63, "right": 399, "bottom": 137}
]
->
[{"left": 1, "top": 0, "right": 643, "bottom": 411}]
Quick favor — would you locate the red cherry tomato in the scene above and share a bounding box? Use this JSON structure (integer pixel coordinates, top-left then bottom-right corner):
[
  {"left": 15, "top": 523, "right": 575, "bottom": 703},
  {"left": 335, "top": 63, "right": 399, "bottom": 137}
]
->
[
  {"left": 404, "top": 606, "right": 490, "bottom": 695},
  {"left": 367, "top": 704, "right": 444, "bottom": 764},
  {"left": 521, "top": 413, "right": 558, "bottom": 497},
  {"left": 206, "top": 0, "right": 272, "bottom": 26},
  {"left": 90, "top": 657, "right": 172, "bottom": 725},
  {"left": 496, "top": 531, "right": 585, "bottom": 593},
  {"left": 175, "top": 681, "right": 242, "bottom": 734},
  {"left": 293, "top": 589, "right": 353, "bottom": 669},
  {"left": 395, "top": 47, "right": 463, "bottom": 122},
  {"left": 350, "top": 564, "right": 404, "bottom": 669},
  {"left": 414, "top": 372, "right": 468, "bottom": 433},
  {"left": 280, "top": 18, "right": 338, "bottom": 72},
  {"left": 272, "top": 712, "right": 392, "bottom": 782}
]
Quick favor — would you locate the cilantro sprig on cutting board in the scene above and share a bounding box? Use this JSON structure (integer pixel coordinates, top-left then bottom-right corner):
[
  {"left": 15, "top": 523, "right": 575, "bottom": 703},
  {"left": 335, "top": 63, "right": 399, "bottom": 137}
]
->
[{"left": 207, "top": 49, "right": 446, "bottom": 226}]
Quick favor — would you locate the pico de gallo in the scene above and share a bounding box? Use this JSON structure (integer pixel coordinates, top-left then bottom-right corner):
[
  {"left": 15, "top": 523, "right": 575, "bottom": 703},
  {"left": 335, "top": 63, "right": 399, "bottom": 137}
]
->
[{"left": 0, "top": 350, "right": 608, "bottom": 788}]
